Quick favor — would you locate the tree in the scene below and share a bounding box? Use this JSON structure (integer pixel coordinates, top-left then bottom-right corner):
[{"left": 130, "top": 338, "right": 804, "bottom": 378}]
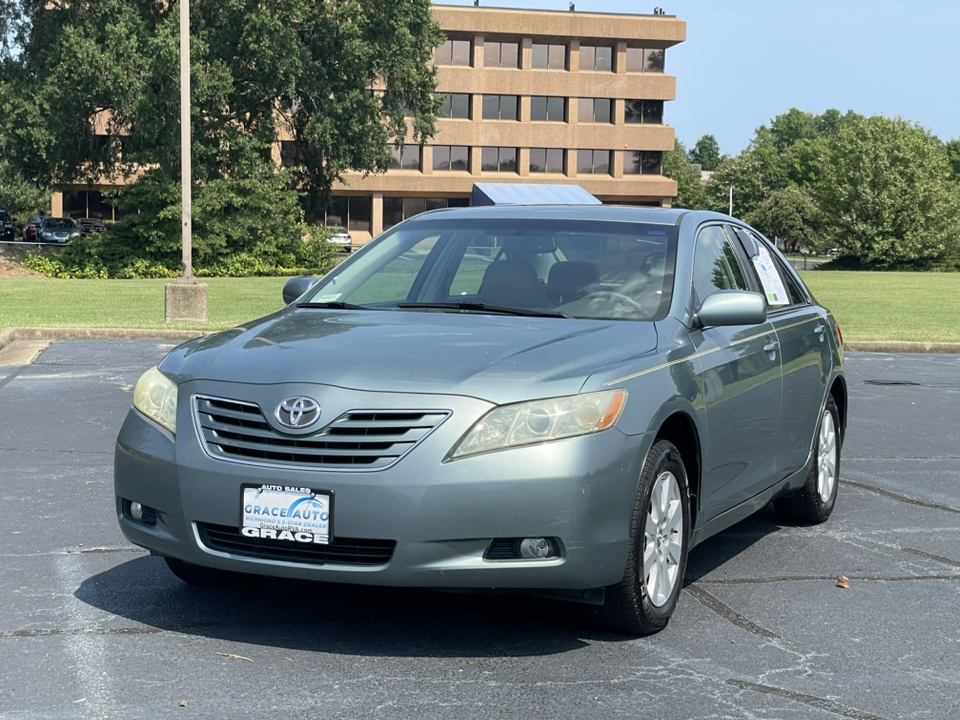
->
[
  {"left": 689, "top": 134, "right": 721, "bottom": 171},
  {"left": 747, "top": 186, "right": 821, "bottom": 254},
  {"left": 815, "top": 116, "right": 960, "bottom": 267},
  {"left": 662, "top": 140, "right": 706, "bottom": 210},
  {"left": 769, "top": 108, "right": 818, "bottom": 152},
  {"left": 0, "top": 160, "right": 48, "bottom": 220},
  {"left": 945, "top": 138, "right": 960, "bottom": 181},
  {"left": 0, "top": 0, "right": 443, "bottom": 261},
  {"left": 705, "top": 127, "right": 790, "bottom": 218}
]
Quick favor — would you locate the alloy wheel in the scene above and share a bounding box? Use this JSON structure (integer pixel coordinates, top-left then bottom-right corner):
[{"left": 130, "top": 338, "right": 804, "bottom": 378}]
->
[
  {"left": 643, "top": 470, "right": 684, "bottom": 608},
  {"left": 817, "top": 409, "right": 838, "bottom": 503}
]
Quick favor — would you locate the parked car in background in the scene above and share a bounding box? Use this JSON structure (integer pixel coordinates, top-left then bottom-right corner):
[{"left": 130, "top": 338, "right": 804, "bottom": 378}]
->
[
  {"left": 0, "top": 211, "right": 14, "bottom": 242},
  {"left": 325, "top": 225, "right": 352, "bottom": 252},
  {"left": 115, "top": 205, "right": 846, "bottom": 636},
  {"left": 37, "top": 217, "right": 80, "bottom": 244},
  {"left": 78, "top": 218, "right": 108, "bottom": 236},
  {"left": 22, "top": 217, "right": 43, "bottom": 242}
]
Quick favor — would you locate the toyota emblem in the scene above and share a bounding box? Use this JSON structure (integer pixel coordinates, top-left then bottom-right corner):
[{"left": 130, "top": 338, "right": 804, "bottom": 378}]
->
[{"left": 275, "top": 396, "right": 321, "bottom": 429}]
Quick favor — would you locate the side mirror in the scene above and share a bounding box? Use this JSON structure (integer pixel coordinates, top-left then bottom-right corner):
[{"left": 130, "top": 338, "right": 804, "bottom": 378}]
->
[
  {"left": 282, "top": 276, "right": 318, "bottom": 305},
  {"left": 697, "top": 290, "right": 766, "bottom": 328}
]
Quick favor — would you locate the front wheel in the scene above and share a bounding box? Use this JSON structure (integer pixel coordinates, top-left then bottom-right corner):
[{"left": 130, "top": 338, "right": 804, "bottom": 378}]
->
[
  {"left": 598, "top": 439, "right": 690, "bottom": 636},
  {"left": 774, "top": 394, "right": 841, "bottom": 524}
]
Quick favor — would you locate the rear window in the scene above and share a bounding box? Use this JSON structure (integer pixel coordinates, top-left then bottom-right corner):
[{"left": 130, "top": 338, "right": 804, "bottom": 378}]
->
[{"left": 0, "top": 211, "right": 10, "bottom": 222}]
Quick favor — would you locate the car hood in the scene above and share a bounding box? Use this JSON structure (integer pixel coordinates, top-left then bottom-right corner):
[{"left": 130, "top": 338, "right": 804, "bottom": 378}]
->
[{"left": 160, "top": 308, "right": 659, "bottom": 403}]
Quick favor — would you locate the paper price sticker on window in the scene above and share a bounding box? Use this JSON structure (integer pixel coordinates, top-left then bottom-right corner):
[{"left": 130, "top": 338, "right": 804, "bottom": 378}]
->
[{"left": 752, "top": 246, "right": 789, "bottom": 306}]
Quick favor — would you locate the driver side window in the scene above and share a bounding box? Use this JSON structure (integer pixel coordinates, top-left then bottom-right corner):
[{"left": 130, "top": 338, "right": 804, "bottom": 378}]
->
[{"left": 692, "top": 225, "right": 747, "bottom": 305}]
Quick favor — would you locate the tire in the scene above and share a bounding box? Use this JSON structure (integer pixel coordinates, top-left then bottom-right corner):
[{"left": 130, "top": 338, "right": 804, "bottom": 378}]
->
[
  {"left": 598, "top": 439, "right": 690, "bottom": 636},
  {"left": 774, "top": 394, "right": 841, "bottom": 524},
  {"left": 164, "top": 557, "right": 257, "bottom": 587}
]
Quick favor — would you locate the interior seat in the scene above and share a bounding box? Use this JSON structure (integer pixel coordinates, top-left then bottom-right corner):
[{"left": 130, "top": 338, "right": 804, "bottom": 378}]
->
[{"left": 480, "top": 259, "right": 547, "bottom": 308}]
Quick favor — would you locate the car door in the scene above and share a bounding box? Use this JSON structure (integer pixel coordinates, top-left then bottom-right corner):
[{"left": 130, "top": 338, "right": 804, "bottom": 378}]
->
[
  {"left": 733, "top": 227, "right": 830, "bottom": 478},
  {"left": 690, "top": 225, "right": 784, "bottom": 521}
]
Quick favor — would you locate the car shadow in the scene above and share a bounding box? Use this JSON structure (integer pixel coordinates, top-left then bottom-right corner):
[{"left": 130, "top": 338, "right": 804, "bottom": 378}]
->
[
  {"left": 76, "top": 504, "right": 790, "bottom": 656},
  {"left": 75, "top": 556, "right": 630, "bottom": 657},
  {"left": 683, "top": 503, "right": 787, "bottom": 585}
]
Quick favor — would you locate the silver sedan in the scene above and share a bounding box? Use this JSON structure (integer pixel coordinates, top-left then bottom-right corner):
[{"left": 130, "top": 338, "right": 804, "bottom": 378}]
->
[{"left": 115, "top": 205, "right": 846, "bottom": 635}]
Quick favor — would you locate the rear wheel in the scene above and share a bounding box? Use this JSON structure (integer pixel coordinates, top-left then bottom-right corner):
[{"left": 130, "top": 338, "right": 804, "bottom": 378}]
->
[
  {"left": 598, "top": 440, "right": 690, "bottom": 636},
  {"left": 774, "top": 395, "right": 841, "bottom": 524},
  {"left": 164, "top": 557, "right": 257, "bottom": 586}
]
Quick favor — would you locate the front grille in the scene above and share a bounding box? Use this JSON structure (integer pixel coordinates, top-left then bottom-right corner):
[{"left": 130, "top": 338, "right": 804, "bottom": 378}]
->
[
  {"left": 198, "top": 523, "right": 395, "bottom": 566},
  {"left": 194, "top": 395, "right": 450, "bottom": 471}
]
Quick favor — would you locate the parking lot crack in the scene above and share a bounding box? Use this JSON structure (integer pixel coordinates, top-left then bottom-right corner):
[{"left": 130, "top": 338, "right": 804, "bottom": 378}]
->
[
  {"left": 684, "top": 584, "right": 780, "bottom": 640},
  {"left": 726, "top": 679, "right": 890, "bottom": 720},
  {"left": 841, "top": 479, "right": 960, "bottom": 514}
]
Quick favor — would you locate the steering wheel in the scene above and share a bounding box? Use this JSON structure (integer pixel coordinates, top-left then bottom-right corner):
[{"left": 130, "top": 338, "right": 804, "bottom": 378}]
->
[{"left": 579, "top": 291, "right": 645, "bottom": 315}]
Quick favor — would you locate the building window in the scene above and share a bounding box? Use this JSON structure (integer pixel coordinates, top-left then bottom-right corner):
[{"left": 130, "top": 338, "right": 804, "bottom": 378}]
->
[
  {"left": 578, "top": 98, "right": 612, "bottom": 124},
  {"left": 624, "top": 100, "right": 664, "bottom": 125},
  {"left": 577, "top": 149, "right": 611, "bottom": 175},
  {"left": 389, "top": 144, "right": 422, "bottom": 171},
  {"left": 439, "top": 93, "right": 471, "bottom": 119},
  {"left": 483, "top": 41, "right": 519, "bottom": 69},
  {"left": 532, "top": 43, "right": 566, "bottom": 70},
  {"left": 623, "top": 151, "right": 663, "bottom": 175},
  {"left": 383, "top": 196, "right": 469, "bottom": 230},
  {"left": 481, "top": 147, "right": 518, "bottom": 172},
  {"left": 530, "top": 96, "right": 566, "bottom": 122},
  {"left": 433, "top": 146, "right": 470, "bottom": 172},
  {"left": 435, "top": 39, "right": 472, "bottom": 67},
  {"left": 482, "top": 95, "right": 519, "bottom": 121},
  {"left": 529, "top": 148, "right": 565, "bottom": 174},
  {"left": 579, "top": 45, "right": 613, "bottom": 72},
  {"left": 626, "top": 47, "right": 665, "bottom": 73}
]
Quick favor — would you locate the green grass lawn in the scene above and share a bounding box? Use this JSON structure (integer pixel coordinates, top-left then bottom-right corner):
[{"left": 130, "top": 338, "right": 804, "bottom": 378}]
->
[
  {"left": 0, "top": 277, "right": 290, "bottom": 332},
  {"left": 1, "top": 271, "right": 958, "bottom": 343},
  {"left": 800, "top": 271, "right": 960, "bottom": 343}
]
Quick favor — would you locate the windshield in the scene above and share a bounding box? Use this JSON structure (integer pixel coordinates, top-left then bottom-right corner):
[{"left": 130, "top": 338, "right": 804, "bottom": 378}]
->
[
  {"left": 44, "top": 218, "right": 76, "bottom": 229},
  {"left": 304, "top": 216, "right": 677, "bottom": 321}
]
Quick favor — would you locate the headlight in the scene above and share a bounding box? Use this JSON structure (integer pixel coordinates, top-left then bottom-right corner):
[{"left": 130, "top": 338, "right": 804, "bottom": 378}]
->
[
  {"left": 450, "top": 389, "right": 627, "bottom": 459},
  {"left": 133, "top": 366, "right": 178, "bottom": 434},
  {"left": 70, "top": 231, "right": 80, "bottom": 238}
]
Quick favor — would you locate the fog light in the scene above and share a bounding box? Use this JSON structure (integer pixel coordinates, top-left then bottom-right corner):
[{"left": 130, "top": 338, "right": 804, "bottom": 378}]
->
[
  {"left": 519, "top": 537, "right": 556, "bottom": 559},
  {"left": 130, "top": 502, "right": 144, "bottom": 521}
]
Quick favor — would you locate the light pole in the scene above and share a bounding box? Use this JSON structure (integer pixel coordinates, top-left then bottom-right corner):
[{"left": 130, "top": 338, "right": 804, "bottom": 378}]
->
[
  {"left": 180, "top": 0, "right": 192, "bottom": 281},
  {"left": 164, "top": 0, "right": 208, "bottom": 322},
  {"left": 728, "top": 184, "right": 733, "bottom": 216}
]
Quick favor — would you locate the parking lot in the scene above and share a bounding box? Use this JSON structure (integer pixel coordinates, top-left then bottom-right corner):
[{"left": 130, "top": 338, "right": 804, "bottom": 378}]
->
[{"left": 1, "top": 339, "right": 958, "bottom": 719}]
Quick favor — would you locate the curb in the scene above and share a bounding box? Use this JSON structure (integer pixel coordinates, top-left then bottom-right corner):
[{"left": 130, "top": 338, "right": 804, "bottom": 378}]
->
[
  {"left": 0, "top": 327, "right": 208, "bottom": 354},
  {"left": 844, "top": 341, "right": 960, "bottom": 354},
  {"left": 2, "top": 328, "right": 960, "bottom": 355}
]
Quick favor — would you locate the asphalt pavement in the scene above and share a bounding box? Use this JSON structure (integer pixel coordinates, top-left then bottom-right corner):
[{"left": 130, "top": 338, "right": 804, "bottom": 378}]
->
[{"left": 0, "top": 340, "right": 958, "bottom": 720}]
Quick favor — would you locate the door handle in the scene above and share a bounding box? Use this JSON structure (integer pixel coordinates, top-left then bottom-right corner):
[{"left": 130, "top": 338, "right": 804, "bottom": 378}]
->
[
  {"left": 763, "top": 341, "right": 779, "bottom": 353},
  {"left": 814, "top": 324, "right": 826, "bottom": 341}
]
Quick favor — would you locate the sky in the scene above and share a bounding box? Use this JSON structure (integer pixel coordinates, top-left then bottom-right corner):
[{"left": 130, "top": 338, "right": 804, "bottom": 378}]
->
[{"left": 437, "top": 0, "right": 960, "bottom": 156}]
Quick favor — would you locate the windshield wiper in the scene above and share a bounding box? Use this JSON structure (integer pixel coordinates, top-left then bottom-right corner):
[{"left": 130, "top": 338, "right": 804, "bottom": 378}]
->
[
  {"left": 296, "top": 301, "right": 370, "bottom": 310},
  {"left": 397, "top": 302, "right": 568, "bottom": 318}
]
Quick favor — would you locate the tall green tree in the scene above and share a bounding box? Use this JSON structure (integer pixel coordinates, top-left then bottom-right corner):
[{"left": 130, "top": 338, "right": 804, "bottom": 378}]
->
[
  {"left": 662, "top": 140, "right": 706, "bottom": 210},
  {"left": 945, "top": 138, "right": 960, "bottom": 181},
  {"left": 689, "top": 134, "right": 721, "bottom": 172},
  {"left": 705, "top": 127, "right": 789, "bottom": 218},
  {"left": 747, "top": 186, "right": 821, "bottom": 253},
  {"left": 0, "top": 0, "right": 443, "bottom": 260},
  {"left": 815, "top": 116, "right": 960, "bottom": 267}
]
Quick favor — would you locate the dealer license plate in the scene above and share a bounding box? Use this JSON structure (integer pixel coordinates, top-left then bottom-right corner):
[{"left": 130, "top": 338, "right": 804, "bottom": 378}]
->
[{"left": 241, "top": 484, "right": 332, "bottom": 544}]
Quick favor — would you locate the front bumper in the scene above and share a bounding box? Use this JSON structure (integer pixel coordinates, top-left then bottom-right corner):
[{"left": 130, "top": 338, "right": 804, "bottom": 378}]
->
[{"left": 114, "top": 382, "right": 649, "bottom": 591}]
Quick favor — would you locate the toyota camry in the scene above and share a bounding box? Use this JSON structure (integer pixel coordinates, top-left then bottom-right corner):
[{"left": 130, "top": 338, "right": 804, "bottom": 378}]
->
[{"left": 115, "top": 205, "right": 846, "bottom": 635}]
